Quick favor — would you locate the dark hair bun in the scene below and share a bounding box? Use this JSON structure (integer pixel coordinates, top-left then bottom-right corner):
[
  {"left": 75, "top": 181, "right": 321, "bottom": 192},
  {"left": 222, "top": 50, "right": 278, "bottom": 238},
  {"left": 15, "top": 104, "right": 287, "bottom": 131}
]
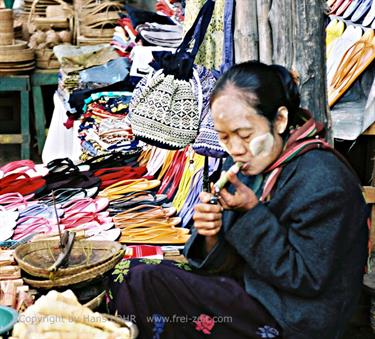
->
[{"left": 269, "top": 64, "right": 301, "bottom": 114}]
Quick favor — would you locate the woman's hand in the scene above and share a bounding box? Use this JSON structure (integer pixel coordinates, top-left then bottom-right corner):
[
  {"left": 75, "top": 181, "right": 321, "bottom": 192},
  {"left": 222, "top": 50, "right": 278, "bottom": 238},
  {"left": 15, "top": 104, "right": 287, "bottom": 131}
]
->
[
  {"left": 193, "top": 192, "right": 223, "bottom": 237},
  {"left": 193, "top": 192, "right": 223, "bottom": 252},
  {"left": 218, "top": 170, "right": 258, "bottom": 212}
]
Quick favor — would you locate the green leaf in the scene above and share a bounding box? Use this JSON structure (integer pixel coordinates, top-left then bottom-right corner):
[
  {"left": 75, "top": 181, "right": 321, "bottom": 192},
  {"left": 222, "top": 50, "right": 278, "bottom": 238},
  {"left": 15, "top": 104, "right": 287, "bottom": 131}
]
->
[{"left": 140, "top": 259, "right": 162, "bottom": 265}]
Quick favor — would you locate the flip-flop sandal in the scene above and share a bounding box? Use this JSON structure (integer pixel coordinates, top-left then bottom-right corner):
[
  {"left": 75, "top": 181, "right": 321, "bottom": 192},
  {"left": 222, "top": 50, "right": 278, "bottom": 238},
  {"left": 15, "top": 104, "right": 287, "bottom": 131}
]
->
[
  {"left": 329, "top": 0, "right": 346, "bottom": 13},
  {"left": 18, "top": 203, "right": 64, "bottom": 220},
  {"left": 326, "top": 20, "right": 346, "bottom": 59},
  {"left": 40, "top": 187, "right": 99, "bottom": 205},
  {"left": 88, "top": 228, "right": 121, "bottom": 241},
  {"left": 0, "top": 192, "right": 35, "bottom": 211},
  {"left": 329, "top": 32, "right": 375, "bottom": 107},
  {"left": 99, "top": 179, "right": 161, "bottom": 200},
  {"left": 0, "top": 176, "right": 46, "bottom": 197},
  {"left": 114, "top": 214, "right": 180, "bottom": 226},
  {"left": 0, "top": 210, "right": 19, "bottom": 241},
  {"left": 351, "top": 0, "right": 372, "bottom": 22},
  {"left": 46, "top": 157, "right": 80, "bottom": 174},
  {"left": 0, "top": 160, "right": 36, "bottom": 179},
  {"left": 326, "top": 19, "right": 345, "bottom": 47},
  {"left": 327, "top": 25, "right": 364, "bottom": 84},
  {"left": 109, "top": 193, "right": 168, "bottom": 209},
  {"left": 113, "top": 204, "right": 176, "bottom": 219},
  {"left": 13, "top": 216, "right": 54, "bottom": 240},
  {"left": 60, "top": 211, "right": 111, "bottom": 228},
  {"left": 121, "top": 218, "right": 182, "bottom": 230},
  {"left": 342, "top": 0, "right": 364, "bottom": 19},
  {"left": 62, "top": 197, "right": 109, "bottom": 217},
  {"left": 0, "top": 173, "right": 29, "bottom": 187},
  {"left": 120, "top": 228, "right": 190, "bottom": 245},
  {"left": 335, "top": 0, "right": 354, "bottom": 16},
  {"left": 362, "top": 0, "right": 375, "bottom": 26}
]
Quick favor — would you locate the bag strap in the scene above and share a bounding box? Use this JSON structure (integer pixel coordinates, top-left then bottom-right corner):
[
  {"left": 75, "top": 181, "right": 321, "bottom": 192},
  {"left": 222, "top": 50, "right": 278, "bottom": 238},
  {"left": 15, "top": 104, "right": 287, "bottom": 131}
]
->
[
  {"left": 221, "top": 0, "right": 235, "bottom": 73},
  {"left": 176, "top": 0, "right": 216, "bottom": 60}
]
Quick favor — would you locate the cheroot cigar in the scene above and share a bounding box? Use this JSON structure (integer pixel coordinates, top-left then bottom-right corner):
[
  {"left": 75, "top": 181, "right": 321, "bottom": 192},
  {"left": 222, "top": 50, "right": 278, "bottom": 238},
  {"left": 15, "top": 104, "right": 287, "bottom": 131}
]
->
[{"left": 213, "top": 162, "right": 243, "bottom": 194}]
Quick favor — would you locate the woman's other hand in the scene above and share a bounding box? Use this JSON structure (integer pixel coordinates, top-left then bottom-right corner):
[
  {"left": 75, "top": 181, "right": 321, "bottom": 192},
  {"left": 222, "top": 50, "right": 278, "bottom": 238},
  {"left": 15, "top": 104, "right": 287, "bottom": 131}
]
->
[{"left": 219, "top": 171, "right": 258, "bottom": 212}]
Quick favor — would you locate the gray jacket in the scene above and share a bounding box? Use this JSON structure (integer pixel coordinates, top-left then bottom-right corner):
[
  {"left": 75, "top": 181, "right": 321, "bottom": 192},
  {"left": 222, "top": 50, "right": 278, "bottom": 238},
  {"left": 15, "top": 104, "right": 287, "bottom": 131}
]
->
[{"left": 184, "top": 150, "right": 369, "bottom": 339}]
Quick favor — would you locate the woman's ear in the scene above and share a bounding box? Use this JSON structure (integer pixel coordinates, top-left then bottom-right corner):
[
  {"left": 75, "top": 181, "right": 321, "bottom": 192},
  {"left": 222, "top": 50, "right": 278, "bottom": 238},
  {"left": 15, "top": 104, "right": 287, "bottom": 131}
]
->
[{"left": 274, "top": 106, "right": 288, "bottom": 134}]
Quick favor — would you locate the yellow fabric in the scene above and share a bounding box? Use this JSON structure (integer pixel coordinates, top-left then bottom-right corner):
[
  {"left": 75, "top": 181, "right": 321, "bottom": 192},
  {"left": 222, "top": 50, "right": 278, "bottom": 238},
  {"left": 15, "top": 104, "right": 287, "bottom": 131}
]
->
[
  {"left": 183, "top": 0, "right": 225, "bottom": 70},
  {"left": 172, "top": 151, "right": 205, "bottom": 212},
  {"left": 137, "top": 146, "right": 153, "bottom": 167},
  {"left": 157, "top": 150, "right": 176, "bottom": 180}
]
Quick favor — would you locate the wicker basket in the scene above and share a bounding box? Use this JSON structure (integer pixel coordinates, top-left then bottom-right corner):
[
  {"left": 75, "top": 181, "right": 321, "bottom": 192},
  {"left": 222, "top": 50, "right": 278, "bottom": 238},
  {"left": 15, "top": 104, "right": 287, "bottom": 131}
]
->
[
  {"left": 0, "top": 10, "right": 14, "bottom": 45},
  {"left": 83, "top": 290, "right": 106, "bottom": 310},
  {"left": 15, "top": 239, "right": 123, "bottom": 278},
  {"left": 80, "top": 21, "right": 115, "bottom": 38},
  {"left": 0, "top": 9, "right": 13, "bottom": 24},
  {"left": 78, "top": 1, "right": 121, "bottom": 44},
  {"left": 35, "top": 48, "right": 60, "bottom": 69},
  {"left": 22, "top": 248, "right": 124, "bottom": 288},
  {"left": 28, "top": 0, "right": 73, "bottom": 33}
]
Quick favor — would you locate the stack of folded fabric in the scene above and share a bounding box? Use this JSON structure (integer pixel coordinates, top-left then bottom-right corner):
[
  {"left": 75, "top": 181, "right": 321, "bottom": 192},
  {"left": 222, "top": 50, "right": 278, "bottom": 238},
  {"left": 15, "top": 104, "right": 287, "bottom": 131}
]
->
[
  {"left": 78, "top": 91, "right": 139, "bottom": 161},
  {"left": 155, "top": 0, "right": 185, "bottom": 24},
  {"left": 137, "top": 22, "right": 183, "bottom": 48},
  {"left": 111, "top": 18, "right": 138, "bottom": 57},
  {"left": 53, "top": 44, "right": 121, "bottom": 118},
  {"left": 111, "top": 4, "right": 184, "bottom": 57}
]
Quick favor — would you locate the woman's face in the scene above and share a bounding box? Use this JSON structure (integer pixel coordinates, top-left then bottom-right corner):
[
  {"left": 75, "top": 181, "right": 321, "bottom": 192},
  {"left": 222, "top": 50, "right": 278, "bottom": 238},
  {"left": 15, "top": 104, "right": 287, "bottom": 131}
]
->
[{"left": 211, "top": 89, "right": 286, "bottom": 176}]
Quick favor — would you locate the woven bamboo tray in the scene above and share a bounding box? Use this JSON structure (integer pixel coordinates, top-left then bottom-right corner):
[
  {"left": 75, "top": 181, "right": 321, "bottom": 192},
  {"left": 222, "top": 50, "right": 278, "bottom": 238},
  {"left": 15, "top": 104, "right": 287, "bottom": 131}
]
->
[
  {"left": 0, "top": 66, "right": 35, "bottom": 75},
  {"left": 15, "top": 239, "right": 123, "bottom": 278},
  {"left": 1, "top": 40, "right": 28, "bottom": 50},
  {"left": 0, "top": 48, "right": 34, "bottom": 62},
  {"left": 22, "top": 248, "right": 124, "bottom": 288},
  {"left": 0, "top": 61, "right": 35, "bottom": 68}
]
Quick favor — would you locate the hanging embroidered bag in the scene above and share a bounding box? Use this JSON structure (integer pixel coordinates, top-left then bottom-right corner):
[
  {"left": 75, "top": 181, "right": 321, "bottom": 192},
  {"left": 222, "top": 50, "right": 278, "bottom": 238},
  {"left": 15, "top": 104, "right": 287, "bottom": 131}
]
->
[{"left": 129, "top": 0, "right": 216, "bottom": 150}]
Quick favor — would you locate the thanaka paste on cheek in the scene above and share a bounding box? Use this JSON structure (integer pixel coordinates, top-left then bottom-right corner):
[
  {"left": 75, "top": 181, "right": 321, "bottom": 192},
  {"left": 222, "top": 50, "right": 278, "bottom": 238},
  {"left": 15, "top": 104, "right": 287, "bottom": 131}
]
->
[{"left": 249, "top": 133, "right": 274, "bottom": 157}]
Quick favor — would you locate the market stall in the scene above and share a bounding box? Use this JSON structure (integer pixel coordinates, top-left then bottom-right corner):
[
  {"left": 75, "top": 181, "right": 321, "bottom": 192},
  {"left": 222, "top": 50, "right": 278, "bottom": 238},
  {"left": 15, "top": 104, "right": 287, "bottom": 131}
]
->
[{"left": 0, "top": 0, "right": 374, "bottom": 338}]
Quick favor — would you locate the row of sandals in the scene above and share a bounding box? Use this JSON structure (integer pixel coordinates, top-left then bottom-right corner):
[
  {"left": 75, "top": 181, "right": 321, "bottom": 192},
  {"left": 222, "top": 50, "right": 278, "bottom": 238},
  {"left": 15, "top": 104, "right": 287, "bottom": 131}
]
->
[{"left": 0, "top": 148, "right": 219, "bottom": 246}]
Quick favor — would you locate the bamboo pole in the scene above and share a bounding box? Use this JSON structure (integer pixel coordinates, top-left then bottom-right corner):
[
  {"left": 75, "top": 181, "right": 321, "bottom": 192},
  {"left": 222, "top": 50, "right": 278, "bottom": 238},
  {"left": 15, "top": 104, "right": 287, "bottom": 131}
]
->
[
  {"left": 256, "top": 0, "right": 272, "bottom": 64},
  {"left": 234, "top": 0, "right": 259, "bottom": 62}
]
